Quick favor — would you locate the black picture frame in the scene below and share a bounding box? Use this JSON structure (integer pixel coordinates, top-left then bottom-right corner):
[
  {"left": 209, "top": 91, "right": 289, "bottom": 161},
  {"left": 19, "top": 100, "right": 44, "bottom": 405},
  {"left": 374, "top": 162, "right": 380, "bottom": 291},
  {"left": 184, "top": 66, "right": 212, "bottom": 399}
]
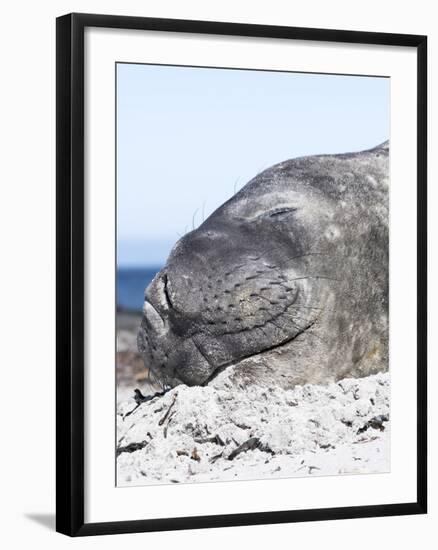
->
[{"left": 56, "top": 12, "right": 427, "bottom": 537}]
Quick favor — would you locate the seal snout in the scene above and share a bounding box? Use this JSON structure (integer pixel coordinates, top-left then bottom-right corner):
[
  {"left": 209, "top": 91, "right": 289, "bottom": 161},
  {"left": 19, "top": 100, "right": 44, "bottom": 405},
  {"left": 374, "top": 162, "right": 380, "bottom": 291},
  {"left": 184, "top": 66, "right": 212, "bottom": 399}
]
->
[
  {"left": 138, "top": 247, "right": 312, "bottom": 388},
  {"left": 142, "top": 300, "right": 166, "bottom": 335}
]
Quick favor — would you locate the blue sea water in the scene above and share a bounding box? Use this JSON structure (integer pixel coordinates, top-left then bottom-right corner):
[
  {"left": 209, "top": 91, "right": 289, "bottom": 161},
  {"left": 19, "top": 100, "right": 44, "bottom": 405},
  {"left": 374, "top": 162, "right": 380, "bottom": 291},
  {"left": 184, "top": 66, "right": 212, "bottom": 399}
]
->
[{"left": 117, "top": 267, "right": 161, "bottom": 312}]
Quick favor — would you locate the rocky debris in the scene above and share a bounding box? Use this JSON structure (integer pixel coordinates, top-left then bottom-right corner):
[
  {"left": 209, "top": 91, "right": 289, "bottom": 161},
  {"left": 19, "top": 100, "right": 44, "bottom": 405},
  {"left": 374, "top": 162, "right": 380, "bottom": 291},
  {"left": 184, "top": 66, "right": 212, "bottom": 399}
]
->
[
  {"left": 227, "top": 437, "right": 274, "bottom": 460},
  {"left": 357, "top": 414, "right": 389, "bottom": 434},
  {"left": 117, "top": 370, "right": 390, "bottom": 486},
  {"left": 116, "top": 440, "right": 148, "bottom": 457}
]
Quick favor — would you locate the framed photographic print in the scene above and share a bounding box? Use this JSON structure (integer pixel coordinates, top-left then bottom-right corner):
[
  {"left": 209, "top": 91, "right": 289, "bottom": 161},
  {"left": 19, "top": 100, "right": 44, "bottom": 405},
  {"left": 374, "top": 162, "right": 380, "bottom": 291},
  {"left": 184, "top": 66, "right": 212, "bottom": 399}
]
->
[{"left": 56, "top": 13, "right": 427, "bottom": 536}]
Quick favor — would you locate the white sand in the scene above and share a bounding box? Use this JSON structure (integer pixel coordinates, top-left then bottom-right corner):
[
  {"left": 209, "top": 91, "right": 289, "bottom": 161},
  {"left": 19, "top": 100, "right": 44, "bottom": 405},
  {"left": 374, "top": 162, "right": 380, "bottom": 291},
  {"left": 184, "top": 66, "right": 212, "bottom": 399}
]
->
[{"left": 117, "top": 370, "right": 390, "bottom": 486}]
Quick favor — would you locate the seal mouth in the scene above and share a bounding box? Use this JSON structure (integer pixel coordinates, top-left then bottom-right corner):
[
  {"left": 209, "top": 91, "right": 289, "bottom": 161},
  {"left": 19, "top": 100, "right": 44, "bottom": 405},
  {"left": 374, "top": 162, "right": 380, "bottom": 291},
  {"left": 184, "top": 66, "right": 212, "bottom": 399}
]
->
[{"left": 199, "top": 315, "right": 317, "bottom": 386}]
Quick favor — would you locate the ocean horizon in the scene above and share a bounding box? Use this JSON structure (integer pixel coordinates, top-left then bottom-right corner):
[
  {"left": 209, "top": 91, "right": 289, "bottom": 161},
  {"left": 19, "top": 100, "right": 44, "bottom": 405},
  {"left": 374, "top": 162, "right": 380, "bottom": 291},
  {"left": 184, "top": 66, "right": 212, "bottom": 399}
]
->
[{"left": 117, "top": 266, "right": 162, "bottom": 312}]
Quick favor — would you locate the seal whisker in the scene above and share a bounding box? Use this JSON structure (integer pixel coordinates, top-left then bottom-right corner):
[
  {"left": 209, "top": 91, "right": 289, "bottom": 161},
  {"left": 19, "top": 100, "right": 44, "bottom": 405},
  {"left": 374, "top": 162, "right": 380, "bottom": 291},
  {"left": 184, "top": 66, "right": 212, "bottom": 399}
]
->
[
  {"left": 287, "top": 304, "right": 325, "bottom": 311},
  {"left": 305, "top": 329, "right": 329, "bottom": 345},
  {"left": 192, "top": 208, "right": 199, "bottom": 230},
  {"left": 282, "top": 309, "right": 315, "bottom": 326},
  {"left": 224, "top": 264, "right": 246, "bottom": 277},
  {"left": 289, "top": 275, "right": 339, "bottom": 282},
  {"left": 282, "top": 252, "right": 328, "bottom": 265},
  {"left": 251, "top": 246, "right": 326, "bottom": 265},
  {"left": 282, "top": 311, "right": 328, "bottom": 345},
  {"left": 233, "top": 176, "right": 241, "bottom": 195},
  {"left": 268, "top": 318, "right": 291, "bottom": 335}
]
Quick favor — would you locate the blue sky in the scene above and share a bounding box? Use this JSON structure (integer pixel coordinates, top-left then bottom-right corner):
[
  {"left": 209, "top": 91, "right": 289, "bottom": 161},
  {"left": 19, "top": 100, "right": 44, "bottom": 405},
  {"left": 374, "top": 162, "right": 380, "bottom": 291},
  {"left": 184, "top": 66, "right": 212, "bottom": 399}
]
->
[{"left": 117, "top": 63, "right": 389, "bottom": 267}]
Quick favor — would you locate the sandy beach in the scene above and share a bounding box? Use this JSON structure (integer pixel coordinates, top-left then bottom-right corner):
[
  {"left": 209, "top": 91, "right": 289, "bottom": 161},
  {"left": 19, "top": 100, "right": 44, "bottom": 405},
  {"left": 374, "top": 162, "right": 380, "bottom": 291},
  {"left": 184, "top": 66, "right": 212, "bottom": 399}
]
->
[{"left": 117, "top": 364, "right": 390, "bottom": 486}]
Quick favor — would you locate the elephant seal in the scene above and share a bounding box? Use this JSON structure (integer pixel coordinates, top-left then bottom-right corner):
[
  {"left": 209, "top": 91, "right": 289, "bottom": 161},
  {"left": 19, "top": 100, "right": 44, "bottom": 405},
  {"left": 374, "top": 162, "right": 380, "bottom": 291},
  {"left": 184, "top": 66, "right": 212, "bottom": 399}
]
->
[{"left": 138, "top": 141, "right": 389, "bottom": 389}]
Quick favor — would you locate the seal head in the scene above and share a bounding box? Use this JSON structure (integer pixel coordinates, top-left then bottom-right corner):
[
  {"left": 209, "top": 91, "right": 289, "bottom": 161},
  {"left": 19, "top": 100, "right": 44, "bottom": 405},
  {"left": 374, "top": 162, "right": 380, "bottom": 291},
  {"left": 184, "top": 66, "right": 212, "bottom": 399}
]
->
[{"left": 138, "top": 142, "right": 389, "bottom": 388}]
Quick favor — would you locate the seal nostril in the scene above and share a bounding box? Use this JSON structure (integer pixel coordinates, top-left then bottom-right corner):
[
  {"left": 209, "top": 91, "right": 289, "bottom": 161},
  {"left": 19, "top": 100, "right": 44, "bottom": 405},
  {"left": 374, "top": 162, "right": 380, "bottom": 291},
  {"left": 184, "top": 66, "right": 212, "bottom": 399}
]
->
[{"left": 162, "top": 274, "right": 173, "bottom": 310}]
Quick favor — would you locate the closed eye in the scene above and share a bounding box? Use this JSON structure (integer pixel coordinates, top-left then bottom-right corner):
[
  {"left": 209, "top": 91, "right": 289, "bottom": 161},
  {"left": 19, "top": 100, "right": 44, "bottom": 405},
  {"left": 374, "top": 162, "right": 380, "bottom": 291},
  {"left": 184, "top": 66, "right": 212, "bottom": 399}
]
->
[
  {"left": 235, "top": 205, "right": 298, "bottom": 223},
  {"left": 268, "top": 207, "right": 298, "bottom": 219}
]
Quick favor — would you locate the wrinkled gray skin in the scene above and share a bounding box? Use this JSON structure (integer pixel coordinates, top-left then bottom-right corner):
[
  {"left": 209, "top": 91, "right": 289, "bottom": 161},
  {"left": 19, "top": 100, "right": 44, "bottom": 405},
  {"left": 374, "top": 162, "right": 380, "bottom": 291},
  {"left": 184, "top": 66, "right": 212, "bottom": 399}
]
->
[{"left": 138, "top": 142, "right": 389, "bottom": 389}]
